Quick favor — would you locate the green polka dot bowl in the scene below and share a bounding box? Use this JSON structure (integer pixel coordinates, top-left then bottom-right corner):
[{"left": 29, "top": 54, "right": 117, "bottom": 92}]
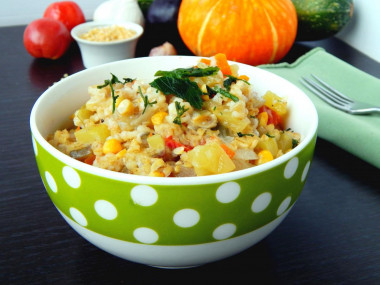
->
[{"left": 30, "top": 56, "right": 318, "bottom": 268}]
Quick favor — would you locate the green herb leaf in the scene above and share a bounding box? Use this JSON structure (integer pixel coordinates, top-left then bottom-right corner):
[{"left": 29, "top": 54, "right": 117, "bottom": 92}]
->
[
  {"left": 237, "top": 132, "right": 254, "bottom": 137},
  {"left": 292, "top": 139, "right": 299, "bottom": 149},
  {"left": 155, "top": 67, "right": 219, "bottom": 79},
  {"left": 206, "top": 85, "right": 217, "bottom": 98},
  {"left": 224, "top": 75, "right": 250, "bottom": 90},
  {"left": 138, "top": 86, "right": 157, "bottom": 114},
  {"left": 150, "top": 77, "right": 203, "bottom": 109},
  {"left": 213, "top": 86, "right": 239, "bottom": 102},
  {"left": 173, "top": 101, "right": 189, "bottom": 126},
  {"left": 223, "top": 76, "right": 236, "bottom": 91},
  {"left": 123, "top": 78, "right": 135, "bottom": 83},
  {"left": 97, "top": 73, "right": 122, "bottom": 113}
]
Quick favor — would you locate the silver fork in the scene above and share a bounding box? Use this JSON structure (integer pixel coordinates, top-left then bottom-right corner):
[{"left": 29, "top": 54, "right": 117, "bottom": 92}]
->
[{"left": 300, "top": 74, "right": 380, "bottom": 115}]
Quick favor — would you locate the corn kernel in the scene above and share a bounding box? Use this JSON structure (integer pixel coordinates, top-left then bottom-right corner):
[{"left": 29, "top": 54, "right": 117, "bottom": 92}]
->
[
  {"left": 115, "top": 96, "right": 123, "bottom": 107},
  {"left": 116, "top": 148, "right": 127, "bottom": 158},
  {"left": 150, "top": 171, "right": 165, "bottom": 177},
  {"left": 258, "top": 112, "right": 268, "bottom": 126},
  {"left": 256, "top": 150, "right": 273, "bottom": 165},
  {"left": 103, "top": 139, "right": 123, "bottom": 154},
  {"left": 151, "top": 111, "right": 168, "bottom": 125},
  {"left": 201, "top": 95, "right": 210, "bottom": 101},
  {"left": 117, "top": 99, "right": 134, "bottom": 115},
  {"left": 201, "top": 84, "right": 208, "bottom": 93}
]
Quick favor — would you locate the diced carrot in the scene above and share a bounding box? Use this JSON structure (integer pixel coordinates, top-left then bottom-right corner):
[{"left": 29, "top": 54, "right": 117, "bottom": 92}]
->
[
  {"left": 165, "top": 136, "right": 193, "bottom": 152},
  {"left": 214, "top": 53, "right": 231, "bottom": 76},
  {"left": 200, "top": 58, "right": 211, "bottom": 65},
  {"left": 238, "top": 75, "right": 250, "bottom": 81},
  {"left": 220, "top": 144, "right": 235, "bottom": 159}
]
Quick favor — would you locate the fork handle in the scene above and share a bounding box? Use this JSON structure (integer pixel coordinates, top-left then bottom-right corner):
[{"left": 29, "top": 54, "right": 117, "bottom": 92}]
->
[{"left": 351, "top": 107, "right": 380, "bottom": 115}]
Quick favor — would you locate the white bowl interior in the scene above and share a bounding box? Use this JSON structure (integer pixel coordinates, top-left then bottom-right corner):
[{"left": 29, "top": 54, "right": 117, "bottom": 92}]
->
[{"left": 30, "top": 56, "right": 318, "bottom": 184}]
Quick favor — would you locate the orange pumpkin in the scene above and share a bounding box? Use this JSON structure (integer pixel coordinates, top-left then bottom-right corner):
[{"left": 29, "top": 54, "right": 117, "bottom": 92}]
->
[{"left": 177, "top": 0, "right": 298, "bottom": 66}]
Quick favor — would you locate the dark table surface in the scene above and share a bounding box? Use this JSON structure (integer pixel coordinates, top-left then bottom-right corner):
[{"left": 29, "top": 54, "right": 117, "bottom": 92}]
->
[{"left": 1, "top": 24, "right": 379, "bottom": 284}]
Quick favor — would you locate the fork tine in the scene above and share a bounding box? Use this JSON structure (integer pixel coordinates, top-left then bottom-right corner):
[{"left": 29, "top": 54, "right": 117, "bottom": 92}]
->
[
  {"left": 311, "top": 74, "right": 354, "bottom": 104},
  {"left": 301, "top": 77, "right": 347, "bottom": 106},
  {"left": 300, "top": 78, "right": 349, "bottom": 112}
]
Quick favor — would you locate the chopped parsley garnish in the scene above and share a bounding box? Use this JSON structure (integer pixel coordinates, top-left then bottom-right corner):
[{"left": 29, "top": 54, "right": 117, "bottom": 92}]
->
[
  {"left": 150, "top": 67, "right": 219, "bottom": 110},
  {"left": 97, "top": 74, "right": 136, "bottom": 113},
  {"left": 173, "top": 101, "right": 189, "bottom": 126},
  {"left": 97, "top": 73, "right": 121, "bottom": 113},
  {"left": 213, "top": 86, "right": 239, "bottom": 102},
  {"left": 138, "top": 86, "right": 157, "bottom": 114},
  {"left": 237, "top": 132, "right": 254, "bottom": 137}
]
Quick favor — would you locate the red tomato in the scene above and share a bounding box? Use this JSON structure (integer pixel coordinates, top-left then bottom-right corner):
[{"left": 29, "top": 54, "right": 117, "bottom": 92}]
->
[
  {"left": 23, "top": 18, "right": 71, "bottom": 59},
  {"left": 43, "top": 1, "right": 85, "bottom": 32},
  {"left": 259, "top": 105, "right": 283, "bottom": 128}
]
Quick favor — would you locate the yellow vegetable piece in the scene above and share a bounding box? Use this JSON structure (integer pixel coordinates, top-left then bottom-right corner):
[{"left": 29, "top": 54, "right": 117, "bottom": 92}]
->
[
  {"left": 212, "top": 106, "right": 249, "bottom": 133},
  {"left": 75, "top": 124, "right": 110, "bottom": 144},
  {"left": 103, "top": 139, "right": 123, "bottom": 154},
  {"left": 147, "top": 134, "right": 165, "bottom": 152},
  {"left": 188, "top": 143, "right": 235, "bottom": 176},
  {"left": 76, "top": 104, "right": 94, "bottom": 122},
  {"left": 201, "top": 95, "right": 210, "bottom": 101},
  {"left": 263, "top": 91, "right": 287, "bottom": 116},
  {"left": 117, "top": 99, "right": 134, "bottom": 115},
  {"left": 150, "top": 171, "right": 165, "bottom": 177},
  {"left": 257, "top": 136, "right": 278, "bottom": 157},
  {"left": 257, "top": 111, "right": 268, "bottom": 126},
  {"left": 151, "top": 111, "right": 168, "bottom": 125},
  {"left": 278, "top": 132, "right": 293, "bottom": 153},
  {"left": 238, "top": 75, "right": 249, "bottom": 81},
  {"left": 116, "top": 148, "right": 127, "bottom": 158},
  {"left": 256, "top": 150, "right": 274, "bottom": 165}
]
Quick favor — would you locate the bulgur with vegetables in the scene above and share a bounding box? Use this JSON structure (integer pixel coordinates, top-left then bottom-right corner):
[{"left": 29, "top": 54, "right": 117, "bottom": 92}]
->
[{"left": 48, "top": 54, "right": 300, "bottom": 177}]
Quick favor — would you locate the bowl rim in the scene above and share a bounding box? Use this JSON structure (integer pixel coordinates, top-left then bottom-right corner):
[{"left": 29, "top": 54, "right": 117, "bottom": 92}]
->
[
  {"left": 30, "top": 56, "right": 318, "bottom": 186},
  {"left": 71, "top": 21, "right": 144, "bottom": 46}
]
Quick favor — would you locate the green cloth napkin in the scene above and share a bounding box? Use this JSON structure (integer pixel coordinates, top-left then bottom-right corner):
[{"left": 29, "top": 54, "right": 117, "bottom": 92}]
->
[{"left": 260, "top": 47, "right": 380, "bottom": 169}]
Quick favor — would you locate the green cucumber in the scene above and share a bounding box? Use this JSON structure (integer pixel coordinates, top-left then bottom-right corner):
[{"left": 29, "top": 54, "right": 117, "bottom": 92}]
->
[{"left": 292, "top": 0, "right": 354, "bottom": 41}]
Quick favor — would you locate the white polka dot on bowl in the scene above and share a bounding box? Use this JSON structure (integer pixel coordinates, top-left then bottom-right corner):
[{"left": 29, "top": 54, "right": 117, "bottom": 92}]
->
[
  {"left": 62, "top": 166, "right": 81, "bottom": 188},
  {"left": 251, "top": 192, "right": 272, "bottom": 213},
  {"left": 216, "top": 182, "right": 240, "bottom": 203},
  {"left": 284, "top": 157, "right": 299, "bottom": 179},
  {"left": 94, "top": 200, "right": 118, "bottom": 220},
  {"left": 45, "top": 171, "right": 57, "bottom": 193},
  {"left": 69, "top": 207, "right": 88, "bottom": 226},
  {"left": 173, "top": 208, "right": 200, "bottom": 228},
  {"left": 277, "top": 196, "right": 292, "bottom": 216},
  {"left": 213, "top": 223, "right": 237, "bottom": 240},
  {"left": 133, "top": 227, "right": 159, "bottom": 244},
  {"left": 130, "top": 185, "right": 158, "bottom": 206}
]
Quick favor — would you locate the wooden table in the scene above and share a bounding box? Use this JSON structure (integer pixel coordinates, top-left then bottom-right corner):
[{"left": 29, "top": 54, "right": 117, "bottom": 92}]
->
[{"left": 1, "top": 24, "right": 379, "bottom": 284}]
